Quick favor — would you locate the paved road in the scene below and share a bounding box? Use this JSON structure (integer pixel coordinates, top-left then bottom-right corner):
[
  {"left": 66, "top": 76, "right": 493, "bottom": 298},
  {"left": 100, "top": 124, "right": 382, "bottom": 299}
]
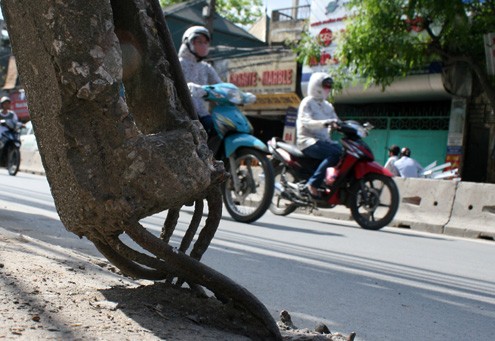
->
[{"left": 1, "top": 171, "right": 494, "bottom": 340}]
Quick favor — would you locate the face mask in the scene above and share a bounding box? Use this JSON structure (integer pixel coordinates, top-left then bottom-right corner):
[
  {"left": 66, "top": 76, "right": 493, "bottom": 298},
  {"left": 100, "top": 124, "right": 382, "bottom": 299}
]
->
[{"left": 322, "top": 87, "right": 331, "bottom": 98}]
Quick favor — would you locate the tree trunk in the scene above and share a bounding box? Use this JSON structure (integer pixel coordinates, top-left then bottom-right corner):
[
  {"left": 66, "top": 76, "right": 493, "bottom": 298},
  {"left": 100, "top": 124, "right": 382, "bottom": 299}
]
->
[
  {"left": 2, "top": 0, "right": 215, "bottom": 236},
  {"left": 1, "top": 0, "right": 281, "bottom": 339}
]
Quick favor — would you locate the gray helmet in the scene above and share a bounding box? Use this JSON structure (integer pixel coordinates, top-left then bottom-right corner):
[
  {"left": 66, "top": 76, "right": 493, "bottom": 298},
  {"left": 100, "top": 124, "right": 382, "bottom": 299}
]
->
[{"left": 182, "top": 26, "right": 211, "bottom": 44}]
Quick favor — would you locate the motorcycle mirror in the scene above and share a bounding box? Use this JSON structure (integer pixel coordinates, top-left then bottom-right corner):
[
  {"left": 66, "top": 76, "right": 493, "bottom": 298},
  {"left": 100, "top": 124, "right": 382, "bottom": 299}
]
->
[
  {"left": 243, "top": 92, "right": 256, "bottom": 104},
  {"left": 363, "top": 122, "right": 374, "bottom": 130}
]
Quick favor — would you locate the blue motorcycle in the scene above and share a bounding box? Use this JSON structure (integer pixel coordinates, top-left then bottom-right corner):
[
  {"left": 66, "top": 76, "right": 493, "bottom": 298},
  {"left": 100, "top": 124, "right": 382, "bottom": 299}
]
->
[{"left": 201, "top": 83, "right": 274, "bottom": 223}]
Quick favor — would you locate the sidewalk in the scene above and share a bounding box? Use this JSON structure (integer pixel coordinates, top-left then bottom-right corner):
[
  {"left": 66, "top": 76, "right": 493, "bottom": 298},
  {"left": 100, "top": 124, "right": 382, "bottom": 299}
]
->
[{"left": 0, "top": 223, "right": 266, "bottom": 340}]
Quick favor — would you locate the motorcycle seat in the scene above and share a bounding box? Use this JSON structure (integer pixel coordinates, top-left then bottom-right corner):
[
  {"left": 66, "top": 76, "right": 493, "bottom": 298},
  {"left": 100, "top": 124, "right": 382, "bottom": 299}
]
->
[{"left": 275, "top": 140, "right": 305, "bottom": 158}]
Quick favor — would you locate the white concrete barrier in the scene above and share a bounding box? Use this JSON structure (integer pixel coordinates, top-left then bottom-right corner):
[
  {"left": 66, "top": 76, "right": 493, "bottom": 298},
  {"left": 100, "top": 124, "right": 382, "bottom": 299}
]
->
[
  {"left": 389, "top": 177, "right": 457, "bottom": 233},
  {"left": 20, "top": 146, "right": 45, "bottom": 175},
  {"left": 444, "top": 181, "right": 495, "bottom": 239},
  {"left": 14, "top": 146, "right": 495, "bottom": 241}
]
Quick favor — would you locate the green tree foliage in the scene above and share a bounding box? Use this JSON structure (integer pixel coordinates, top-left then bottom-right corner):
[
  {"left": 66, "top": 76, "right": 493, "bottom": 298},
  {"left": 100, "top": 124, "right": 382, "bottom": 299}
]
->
[
  {"left": 160, "top": 0, "right": 263, "bottom": 27},
  {"left": 294, "top": 0, "right": 495, "bottom": 108},
  {"left": 336, "top": 0, "right": 495, "bottom": 108},
  {"left": 291, "top": 30, "right": 325, "bottom": 66}
]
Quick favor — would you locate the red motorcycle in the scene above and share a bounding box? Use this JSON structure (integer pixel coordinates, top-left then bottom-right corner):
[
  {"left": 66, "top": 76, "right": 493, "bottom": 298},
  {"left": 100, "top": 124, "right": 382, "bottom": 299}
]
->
[{"left": 268, "top": 120, "right": 399, "bottom": 230}]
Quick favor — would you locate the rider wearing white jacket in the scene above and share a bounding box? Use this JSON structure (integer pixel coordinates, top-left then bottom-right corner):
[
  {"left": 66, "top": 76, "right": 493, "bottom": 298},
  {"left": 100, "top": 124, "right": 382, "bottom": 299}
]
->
[
  {"left": 178, "top": 26, "right": 221, "bottom": 137},
  {"left": 0, "top": 96, "right": 19, "bottom": 136},
  {"left": 296, "top": 72, "right": 342, "bottom": 197}
]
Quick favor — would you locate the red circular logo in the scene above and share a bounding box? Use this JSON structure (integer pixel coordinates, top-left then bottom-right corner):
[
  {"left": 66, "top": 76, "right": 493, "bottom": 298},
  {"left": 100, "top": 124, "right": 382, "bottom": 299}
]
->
[{"left": 318, "top": 28, "right": 333, "bottom": 47}]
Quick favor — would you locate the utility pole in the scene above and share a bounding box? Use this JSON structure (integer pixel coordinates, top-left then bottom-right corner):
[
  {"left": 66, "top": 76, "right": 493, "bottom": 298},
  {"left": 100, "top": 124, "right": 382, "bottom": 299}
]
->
[
  {"left": 203, "top": 0, "right": 216, "bottom": 38},
  {"left": 291, "top": 0, "right": 299, "bottom": 20}
]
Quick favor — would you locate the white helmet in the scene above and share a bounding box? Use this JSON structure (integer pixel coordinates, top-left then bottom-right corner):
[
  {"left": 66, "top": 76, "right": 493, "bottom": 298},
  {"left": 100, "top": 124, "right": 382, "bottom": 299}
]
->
[
  {"left": 182, "top": 26, "right": 211, "bottom": 44},
  {"left": 308, "top": 72, "right": 333, "bottom": 100},
  {"left": 0, "top": 96, "right": 11, "bottom": 104}
]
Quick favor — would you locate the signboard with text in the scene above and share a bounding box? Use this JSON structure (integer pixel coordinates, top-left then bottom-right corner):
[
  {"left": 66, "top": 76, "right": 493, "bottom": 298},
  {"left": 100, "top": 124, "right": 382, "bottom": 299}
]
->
[
  {"left": 227, "top": 53, "right": 300, "bottom": 111},
  {"left": 282, "top": 107, "right": 298, "bottom": 144},
  {"left": 10, "top": 90, "right": 29, "bottom": 122},
  {"left": 306, "top": 0, "right": 351, "bottom": 73},
  {"left": 299, "top": 0, "right": 353, "bottom": 95}
]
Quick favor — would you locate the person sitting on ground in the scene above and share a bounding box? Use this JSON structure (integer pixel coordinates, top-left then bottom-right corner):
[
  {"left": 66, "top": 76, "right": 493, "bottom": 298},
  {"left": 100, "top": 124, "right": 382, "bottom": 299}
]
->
[
  {"left": 394, "top": 147, "right": 424, "bottom": 178},
  {"left": 384, "top": 144, "right": 400, "bottom": 176},
  {"left": 178, "top": 25, "right": 222, "bottom": 139},
  {"left": 296, "top": 72, "right": 342, "bottom": 198}
]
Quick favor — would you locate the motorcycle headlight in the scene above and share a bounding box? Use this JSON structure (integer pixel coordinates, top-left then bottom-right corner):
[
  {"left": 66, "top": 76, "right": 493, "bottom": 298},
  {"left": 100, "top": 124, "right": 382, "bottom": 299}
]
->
[{"left": 226, "top": 88, "right": 243, "bottom": 105}]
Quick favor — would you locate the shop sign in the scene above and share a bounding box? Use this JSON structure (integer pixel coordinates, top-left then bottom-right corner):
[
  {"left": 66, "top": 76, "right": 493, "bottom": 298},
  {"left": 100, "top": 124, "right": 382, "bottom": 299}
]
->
[
  {"left": 318, "top": 28, "right": 333, "bottom": 46},
  {"left": 228, "top": 53, "right": 298, "bottom": 95},
  {"left": 304, "top": 0, "right": 352, "bottom": 73},
  {"left": 243, "top": 93, "right": 301, "bottom": 111},
  {"left": 310, "top": 0, "right": 350, "bottom": 28},
  {"left": 282, "top": 107, "right": 298, "bottom": 144},
  {"left": 10, "top": 90, "right": 30, "bottom": 121},
  {"left": 227, "top": 53, "right": 299, "bottom": 110},
  {"left": 446, "top": 146, "right": 462, "bottom": 171},
  {"left": 446, "top": 98, "right": 466, "bottom": 170}
]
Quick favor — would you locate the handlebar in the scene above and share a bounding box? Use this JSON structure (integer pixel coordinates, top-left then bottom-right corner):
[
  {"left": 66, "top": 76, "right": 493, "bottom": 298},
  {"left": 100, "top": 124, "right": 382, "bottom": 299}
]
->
[
  {"left": 330, "top": 120, "right": 374, "bottom": 138},
  {"left": 0, "top": 119, "right": 24, "bottom": 131},
  {"left": 324, "top": 120, "right": 341, "bottom": 129}
]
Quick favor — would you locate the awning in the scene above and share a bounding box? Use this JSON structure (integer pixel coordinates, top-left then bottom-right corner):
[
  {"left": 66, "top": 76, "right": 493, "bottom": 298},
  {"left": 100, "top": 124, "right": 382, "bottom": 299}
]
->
[
  {"left": 3, "top": 55, "right": 18, "bottom": 90},
  {"left": 163, "top": 0, "right": 267, "bottom": 59}
]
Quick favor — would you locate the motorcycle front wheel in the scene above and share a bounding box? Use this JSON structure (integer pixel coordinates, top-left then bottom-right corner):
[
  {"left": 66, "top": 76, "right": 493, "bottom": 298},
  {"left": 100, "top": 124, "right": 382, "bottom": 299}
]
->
[
  {"left": 349, "top": 173, "right": 399, "bottom": 230},
  {"left": 7, "top": 146, "right": 20, "bottom": 176},
  {"left": 222, "top": 148, "right": 274, "bottom": 223},
  {"left": 269, "top": 165, "right": 298, "bottom": 216}
]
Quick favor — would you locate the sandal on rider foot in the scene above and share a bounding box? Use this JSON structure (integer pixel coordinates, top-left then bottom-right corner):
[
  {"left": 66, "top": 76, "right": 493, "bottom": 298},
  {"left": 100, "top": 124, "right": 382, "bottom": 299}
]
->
[{"left": 304, "top": 184, "right": 321, "bottom": 198}]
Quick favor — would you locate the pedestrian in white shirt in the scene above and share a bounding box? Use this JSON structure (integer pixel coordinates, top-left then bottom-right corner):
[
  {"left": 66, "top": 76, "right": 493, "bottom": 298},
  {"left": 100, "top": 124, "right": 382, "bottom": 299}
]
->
[
  {"left": 394, "top": 147, "right": 424, "bottom": 178},
  {"left": 384, "top": 144, "right": 400, "bottom": 176}
]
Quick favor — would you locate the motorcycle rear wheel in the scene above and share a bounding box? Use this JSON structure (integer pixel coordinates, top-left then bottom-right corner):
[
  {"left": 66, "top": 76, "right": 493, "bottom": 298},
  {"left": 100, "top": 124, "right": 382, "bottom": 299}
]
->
[
  {"left": 222, "top": 148, "right": 274, "bottom": 223},
  {"left": 269, "top": 165, "right": 298, "bottom": 216},
  {"left": 349, "top": 173, "right": 399, "bottom": 230},
  {"left": 7, "top": 146, "right": 20, "bottom": 176}
]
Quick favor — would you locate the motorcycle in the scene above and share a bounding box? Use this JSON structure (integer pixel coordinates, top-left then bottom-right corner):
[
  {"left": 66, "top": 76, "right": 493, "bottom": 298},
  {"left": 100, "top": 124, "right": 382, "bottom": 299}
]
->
[
  {"left": 268, "top": 120, "right": 399, "bottom": 230},
  {"left": 0, "top": 119, "right": 22, "bottom": 176},
  {"left": 200, "top": 83, "right": 274, "bottom": 223}
]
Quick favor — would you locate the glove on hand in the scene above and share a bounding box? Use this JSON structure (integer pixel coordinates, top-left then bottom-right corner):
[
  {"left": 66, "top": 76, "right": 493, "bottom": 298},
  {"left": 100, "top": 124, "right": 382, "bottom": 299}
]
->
[
  {"left": 188, "top": 82, "right": 207, "bottom": 98},
  {"left": 323, "top": 119, "right": 337, "bottom": 127}
]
